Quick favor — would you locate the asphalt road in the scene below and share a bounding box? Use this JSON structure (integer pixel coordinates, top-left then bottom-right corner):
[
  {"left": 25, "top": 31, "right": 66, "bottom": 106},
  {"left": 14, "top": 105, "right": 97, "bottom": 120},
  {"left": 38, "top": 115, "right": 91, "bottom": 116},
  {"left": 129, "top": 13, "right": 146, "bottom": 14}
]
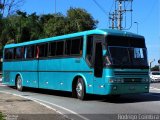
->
[{"left": 0, "top": 83, "right": 160, "bottom": 120}]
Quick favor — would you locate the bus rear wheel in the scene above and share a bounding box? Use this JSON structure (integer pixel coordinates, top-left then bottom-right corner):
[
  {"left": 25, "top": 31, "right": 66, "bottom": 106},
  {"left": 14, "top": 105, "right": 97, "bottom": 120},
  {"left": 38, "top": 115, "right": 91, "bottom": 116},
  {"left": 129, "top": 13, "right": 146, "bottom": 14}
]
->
[
  {"left": 76, "top": 78, "right": 86, "bottom": 100},
  {"left": 16, "top": 75, "right": 24, "bottom": 91}
]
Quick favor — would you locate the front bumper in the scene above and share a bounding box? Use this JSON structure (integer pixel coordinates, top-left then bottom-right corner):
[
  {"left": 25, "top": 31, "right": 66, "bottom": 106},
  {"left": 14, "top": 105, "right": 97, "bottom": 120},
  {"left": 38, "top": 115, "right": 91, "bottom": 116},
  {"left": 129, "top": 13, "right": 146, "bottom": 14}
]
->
[{"left": 96, "top": 83, "right": 150, "bottom": 95}]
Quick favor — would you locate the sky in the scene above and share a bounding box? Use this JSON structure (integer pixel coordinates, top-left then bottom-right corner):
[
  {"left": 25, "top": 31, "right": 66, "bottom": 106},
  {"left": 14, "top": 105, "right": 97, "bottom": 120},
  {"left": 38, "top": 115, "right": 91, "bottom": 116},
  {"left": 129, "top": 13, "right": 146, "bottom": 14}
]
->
[{"left": 21, "top": 0, "right": 159, "bottom": 66}]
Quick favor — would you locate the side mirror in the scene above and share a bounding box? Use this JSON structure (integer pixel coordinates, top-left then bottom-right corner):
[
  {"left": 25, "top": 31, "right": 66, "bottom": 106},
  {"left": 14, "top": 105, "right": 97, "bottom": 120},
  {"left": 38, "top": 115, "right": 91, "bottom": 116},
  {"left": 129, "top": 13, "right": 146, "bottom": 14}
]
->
[{"left": 158, "top": 59, "right": 160, "bottom": 64}]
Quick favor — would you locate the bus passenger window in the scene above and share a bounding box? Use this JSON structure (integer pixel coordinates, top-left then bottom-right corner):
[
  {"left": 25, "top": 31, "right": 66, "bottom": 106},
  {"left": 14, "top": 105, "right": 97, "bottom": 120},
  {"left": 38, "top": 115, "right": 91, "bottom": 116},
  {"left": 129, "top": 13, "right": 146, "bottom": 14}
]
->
[
  {"left": 86, "top": 36, "right": 93, "bottom": 64},
  {"left": 38, "top": 43, "right": 48, "bottom": 58},
  {"left": 25, "top": 46, "right": 34, "bottom": 59},
  {"left": 15, "top": 47, "right": 24, "bottom": 59},
  {"left": 4, "top": 48, "right": 14, "bottom": 60},
  {"left": 71, "top": 38, "right": 83, "bottom": 55},
  {"left": 48, "top": 42, "right": 56, "bottom": 57},
  {"left": 56, "top": 41, "right": 64, "bottom": 56},
  {"left": 65, "top": 40, "right": 71, "bottom": 55}
]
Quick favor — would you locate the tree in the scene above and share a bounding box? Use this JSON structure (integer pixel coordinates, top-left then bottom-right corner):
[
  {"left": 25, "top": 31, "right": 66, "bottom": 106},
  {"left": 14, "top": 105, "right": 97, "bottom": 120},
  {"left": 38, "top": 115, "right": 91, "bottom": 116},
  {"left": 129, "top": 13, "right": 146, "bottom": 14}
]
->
[
  {"left": 151, "top": 65, "right": 159, "bottom": 71},
  {"left": 43, "top": 13, "right": 68, "bottom": 37},
  {"left": 0, "top": 0, "right": 24, "bottom": 17},
  {"left": 0, "top": 0, "right": 24, "bottom": 46},
  {"left": 0, "top": 18, "right": 15, "bottom": 46},
  {"left": 67, "top": 8, "right": 98, "bottom": 33},
  {"left": 43, "top": 8, "right": 98, "bottom": 37},
  {"left": 27, "top": 13, "right": 43, "bottom": 40},
  {"left": 0, "top": 7, "right": 98, "bottom": 46},
  {"left": 9, "top": 11, "right": 43, "bottom": 42}
]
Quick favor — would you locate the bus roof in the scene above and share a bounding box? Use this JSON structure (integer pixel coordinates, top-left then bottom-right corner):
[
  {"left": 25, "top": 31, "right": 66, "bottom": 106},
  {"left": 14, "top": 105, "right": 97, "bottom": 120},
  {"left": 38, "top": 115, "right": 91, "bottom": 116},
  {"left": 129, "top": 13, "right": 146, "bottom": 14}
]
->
[{"left": 4, "top": 29, "right": 144, "bottom": 48}]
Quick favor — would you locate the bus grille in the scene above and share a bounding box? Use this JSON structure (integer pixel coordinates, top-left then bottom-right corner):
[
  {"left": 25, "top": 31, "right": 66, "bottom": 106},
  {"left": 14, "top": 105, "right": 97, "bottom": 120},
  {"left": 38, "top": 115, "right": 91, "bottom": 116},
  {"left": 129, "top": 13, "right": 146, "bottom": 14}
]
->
[
  {"left": 114, "top": 71, "right": 148, "bottom": 76},
  {"left": 123, "top": 78, "right": 142, "bottom": 83}
]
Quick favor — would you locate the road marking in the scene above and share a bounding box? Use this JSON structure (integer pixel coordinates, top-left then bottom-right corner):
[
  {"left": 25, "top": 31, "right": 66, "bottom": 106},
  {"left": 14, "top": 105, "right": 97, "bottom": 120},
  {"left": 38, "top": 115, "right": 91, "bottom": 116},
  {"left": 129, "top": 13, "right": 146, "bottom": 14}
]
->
[
  {"left": 25, "top": 97, "right": 89, "bottom": 120},
  {"left": 0, "top": 91, "right": 89, "bottom": 120}
]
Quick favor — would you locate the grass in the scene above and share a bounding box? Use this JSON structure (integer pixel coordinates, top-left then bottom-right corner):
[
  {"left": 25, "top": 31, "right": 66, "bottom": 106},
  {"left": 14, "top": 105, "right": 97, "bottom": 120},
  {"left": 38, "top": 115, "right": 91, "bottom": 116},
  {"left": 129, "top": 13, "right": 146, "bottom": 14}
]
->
[{"left": 0, "top": 112, "right": 4, "bottom": 120}]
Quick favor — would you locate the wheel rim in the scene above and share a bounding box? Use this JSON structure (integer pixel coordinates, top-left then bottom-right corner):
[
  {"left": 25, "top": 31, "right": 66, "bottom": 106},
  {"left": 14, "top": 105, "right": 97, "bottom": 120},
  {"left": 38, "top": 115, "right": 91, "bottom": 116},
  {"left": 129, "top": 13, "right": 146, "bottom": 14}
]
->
[
  {"left": 76, "top": 81, "right": 82, "bottom": 97},
  {"left": 17, "top": 76, "right": 22, "bottom": 89}
]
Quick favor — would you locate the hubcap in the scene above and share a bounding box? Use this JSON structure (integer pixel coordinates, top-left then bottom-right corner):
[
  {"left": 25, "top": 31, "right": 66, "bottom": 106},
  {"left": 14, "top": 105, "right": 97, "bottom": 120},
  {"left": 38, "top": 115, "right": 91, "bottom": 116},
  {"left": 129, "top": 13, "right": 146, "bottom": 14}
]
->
[
  {"left": 76, "top": 82, "right": 82, "bottom": 97},
  {"left": 17, "top": 76, "right": 22, "bottom": 89}
]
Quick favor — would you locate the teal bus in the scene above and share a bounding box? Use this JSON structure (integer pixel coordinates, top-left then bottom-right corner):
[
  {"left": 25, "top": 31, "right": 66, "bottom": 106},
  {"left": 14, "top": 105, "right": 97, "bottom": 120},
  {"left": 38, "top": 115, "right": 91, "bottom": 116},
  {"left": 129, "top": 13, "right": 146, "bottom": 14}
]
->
[{"left": 2, "top": 29, "right": 149, "bottom": 100}]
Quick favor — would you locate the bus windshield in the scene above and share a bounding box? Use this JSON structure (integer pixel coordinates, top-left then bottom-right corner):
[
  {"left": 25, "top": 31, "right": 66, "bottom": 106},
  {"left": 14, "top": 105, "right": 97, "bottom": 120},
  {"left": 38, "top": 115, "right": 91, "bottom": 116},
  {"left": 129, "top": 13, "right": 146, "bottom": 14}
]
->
[
  {"left": 104, "top": 35, "right": 148, "bottom": 67},
  {"left": 108, "top": 47, "right": 148, "bottom": 66}
]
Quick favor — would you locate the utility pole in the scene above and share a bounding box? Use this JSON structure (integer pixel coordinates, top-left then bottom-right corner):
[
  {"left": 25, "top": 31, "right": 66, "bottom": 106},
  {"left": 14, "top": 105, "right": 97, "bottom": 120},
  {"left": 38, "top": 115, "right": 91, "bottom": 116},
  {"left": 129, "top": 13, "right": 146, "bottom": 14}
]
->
[
  {"left": 118, "top": 0, "right": 122, "bottom": 30},
  {"left": 109, "top": 0, "right": 133, "bottom": 30},
  {"left": 109, "top": 12, "right": 116, "bottom": 29},
  {"left": 149, "top": 59, "right": 155, "bottom": 71}
]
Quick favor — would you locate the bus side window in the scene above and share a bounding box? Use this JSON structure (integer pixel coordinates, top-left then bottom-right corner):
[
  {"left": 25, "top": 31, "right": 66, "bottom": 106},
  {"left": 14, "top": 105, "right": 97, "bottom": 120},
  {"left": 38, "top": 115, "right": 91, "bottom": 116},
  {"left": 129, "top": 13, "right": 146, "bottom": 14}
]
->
[
  {"left": 15, "top": 47, "right": 24, "bottom": 59},
  {"left": 4, "top": 48, "right": 14, "bottom": 60},
  {"left": 56, "top": 41, "right": 64, "bottom": 56},
  {"left": 65, "top": 40, "right": 71, "bottom": 56},
  {"left": 38, "top": 43, "right": 48, "bottom": 58},
  {"left": 86, "top": 36, "right": 93, "bottom": 65},
  {"left": 25, "top": 45, "right": 34, "bottom": 59},
  {"left": 65, "top": 37, "right": 83, "bottom": 56},
  {"left": 48, "top": 42, "right": 56, "bottom": 57},
  {"left": 73, "top": 38, "right": 82, "bottom": 55}
]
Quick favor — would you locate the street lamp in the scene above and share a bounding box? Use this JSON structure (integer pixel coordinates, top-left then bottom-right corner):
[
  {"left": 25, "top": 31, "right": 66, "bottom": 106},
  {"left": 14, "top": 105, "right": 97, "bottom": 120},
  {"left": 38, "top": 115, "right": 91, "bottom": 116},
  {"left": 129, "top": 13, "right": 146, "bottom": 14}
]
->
[
  {"left": 158, "top": 59, "right": 160, "bottom": 71},
  {"left": 149, "top": 59, "right": 155, "bottom": 71},
  {"left": 134, "top": 22, "right": 139, "bottom": 34}
]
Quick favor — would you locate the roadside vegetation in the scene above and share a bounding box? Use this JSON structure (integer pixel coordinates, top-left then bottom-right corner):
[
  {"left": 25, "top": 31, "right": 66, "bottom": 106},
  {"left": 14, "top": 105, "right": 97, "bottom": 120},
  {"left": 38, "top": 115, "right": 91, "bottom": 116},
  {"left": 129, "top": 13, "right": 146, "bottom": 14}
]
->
[
  {"left": 0, "top": 0, "right": 98, "bottom": 71},
  {"left": 151, "top": 65, "right": 159, "bottom": 71},
  {"left": 0, "top": 112, "right": 4, "bottom": 120}
]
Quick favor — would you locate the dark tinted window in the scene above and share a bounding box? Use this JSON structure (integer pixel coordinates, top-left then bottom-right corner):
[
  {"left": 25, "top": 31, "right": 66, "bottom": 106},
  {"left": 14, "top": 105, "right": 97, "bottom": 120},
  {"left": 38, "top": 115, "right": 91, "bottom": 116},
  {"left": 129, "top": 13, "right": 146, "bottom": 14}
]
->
[
  {"left": 15, "top": 47, "right": 24, "bottom": 59},
  {"left": 65, "top": 40, "right": 71, "bottom": 55},
  {"left": 71, "top": 38, "right": 83, "bottom": 55},
  {"left": 64, "top": 37, "right": 83, "bottom": 56},
  {"left": 86, "top": 36, "right": 93, "bottom": 63},
  {"left": 107, "top": 35, "right": 146, "bottom": 48},
  {"left": 25, "top": 46, "right": 34, "bottom": 59},
  {"left": 130, "top": 38, "right": 146, "bottom": 48},
  {"left": 39, "top": 43, "right": 48, "bottom": 58},
  {"left": 4, "top": 48, "right": 14, "bottom": 60},
  {"left": 48, "top": 37, "right": 83, "bottom": 57},
  {"left": 49, "top": 42, "right": 56, "bottom": 57},
  {"left": 56, "top": 41, "right": 64, "bottom": 56}
]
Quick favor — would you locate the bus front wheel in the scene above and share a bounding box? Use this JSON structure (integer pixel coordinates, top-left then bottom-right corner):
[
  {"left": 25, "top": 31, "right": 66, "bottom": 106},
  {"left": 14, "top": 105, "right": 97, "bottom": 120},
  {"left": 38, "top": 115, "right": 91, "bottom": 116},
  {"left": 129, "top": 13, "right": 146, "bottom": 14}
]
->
[
  {"left": 16, "top": 75, "right": 24, "bottom": 91},
  {"left": 76, "top": 78, "right": 86, "bottom": 100}
]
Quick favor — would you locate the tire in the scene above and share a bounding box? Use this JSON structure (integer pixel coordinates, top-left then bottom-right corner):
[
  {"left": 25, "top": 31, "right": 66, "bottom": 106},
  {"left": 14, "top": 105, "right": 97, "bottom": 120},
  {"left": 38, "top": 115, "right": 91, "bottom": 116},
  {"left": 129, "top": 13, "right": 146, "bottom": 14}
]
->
[
  {"left": 16, "top": 75, "right": 24, "bottom": 91},
  {"left": 76, "top": 78, "right": 86, "bottom": 100}
]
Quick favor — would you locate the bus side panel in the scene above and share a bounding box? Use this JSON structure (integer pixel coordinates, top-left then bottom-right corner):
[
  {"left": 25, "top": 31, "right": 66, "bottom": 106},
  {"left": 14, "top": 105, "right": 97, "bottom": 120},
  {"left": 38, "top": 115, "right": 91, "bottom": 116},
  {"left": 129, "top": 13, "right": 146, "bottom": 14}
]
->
[
  {"left": 20, "top": 60, "right": 38, "bottom": 88},
  {"left": 38, "top": 58, "right": 94, "bottom": 93},
  {"left": 3, "top": 60, "right": 39, "bottom": 88},
  {"left": 3, "top": 62, "right": 16, "bottom": 86}
]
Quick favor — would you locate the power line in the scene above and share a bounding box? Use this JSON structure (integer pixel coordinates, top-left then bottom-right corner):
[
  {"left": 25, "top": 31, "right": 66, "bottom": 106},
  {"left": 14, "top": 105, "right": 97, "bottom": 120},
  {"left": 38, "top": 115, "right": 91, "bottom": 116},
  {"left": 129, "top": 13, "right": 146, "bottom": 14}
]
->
[
  {"left": 109, "top": 0, "right": 133, "bottom": 30},
  {"left": 109, "top": 0, "right": 115, "bottom": 13},
  {"left": 92, "top": 0, "right": 108, "bottom": 16},
  {"left": 140, "top": 0, "right": 157, "bottom": 24}
]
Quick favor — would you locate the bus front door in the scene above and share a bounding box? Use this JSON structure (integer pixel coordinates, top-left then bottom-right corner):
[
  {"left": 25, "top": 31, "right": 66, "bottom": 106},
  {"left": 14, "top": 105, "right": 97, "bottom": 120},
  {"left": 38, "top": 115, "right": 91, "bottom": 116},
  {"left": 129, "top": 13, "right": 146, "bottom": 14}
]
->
[{"left": 93, "top": 41, "right": 104, "bottom": 94}]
